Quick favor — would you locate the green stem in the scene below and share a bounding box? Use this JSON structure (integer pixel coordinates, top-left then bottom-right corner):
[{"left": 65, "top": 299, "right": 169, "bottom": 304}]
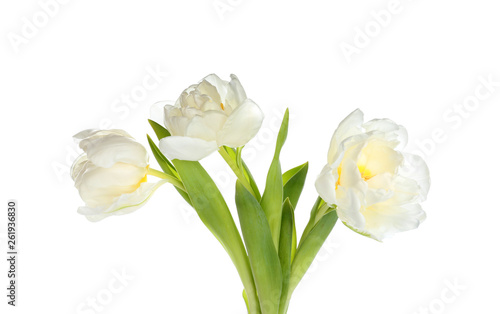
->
[
  {"left": 218, "top": 147, "right": 257, "bottom": 199},
  {"left": 147, "top": 168, "right": 187, "bottom": 192}
]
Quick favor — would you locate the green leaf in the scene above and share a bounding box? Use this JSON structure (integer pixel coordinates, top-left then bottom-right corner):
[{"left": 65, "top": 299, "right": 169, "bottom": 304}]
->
[
  {"left": 147, "top": 134, "right": 191, "bottom": 206},
  {"left": 278, "top": 199, "right": 294, "bottom": 314},
  {"left": 243, "top": 290, "right": 250, "bottom": 314},
  {"left": 174, "top": 161, "right": 260, "bottom": 314},
  {"left": 236, "top": 180, "right": 282, "bottom": 314},
  {"left": 148, "top": 119, "right": 171, "bottom": 139},
  {"left": 222, "top": 146, "right": 261, "bottom": 201},
  {"left": 289, "top": 210, "right": 338, "bottom": 295},
  {"left": 282, "top": 162, "right": 308, "bottom": 210},
  {"left": 261, "top": 109, "right": 289, "bottom": 249},
  {"left": 282, "top": 161, "right": 308, "bottom": 262},
  {"left": 297, "top": 197, "right": 325, "bottom": 248}
]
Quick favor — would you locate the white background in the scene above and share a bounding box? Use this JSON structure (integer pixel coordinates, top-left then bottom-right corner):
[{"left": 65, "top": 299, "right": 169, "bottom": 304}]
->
[{"left": 1, "top": 0, "right": 499, "bottom": 313}]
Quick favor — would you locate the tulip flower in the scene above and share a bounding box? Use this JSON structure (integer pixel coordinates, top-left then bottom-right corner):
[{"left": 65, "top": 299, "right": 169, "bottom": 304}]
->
[
  {"left": 315, "top": 109, "right": 430, "bottom": 241},
  {"left": 158, "top": 74, "right": 264, "bottom": 161},
  {"left": 71, "top": 129, "right": 177, "bottom": 221}
]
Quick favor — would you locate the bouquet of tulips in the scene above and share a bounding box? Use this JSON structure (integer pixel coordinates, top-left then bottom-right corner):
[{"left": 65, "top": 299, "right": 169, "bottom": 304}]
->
[{"left": 70, "top": 74, "right": 430, "bottom": 314}]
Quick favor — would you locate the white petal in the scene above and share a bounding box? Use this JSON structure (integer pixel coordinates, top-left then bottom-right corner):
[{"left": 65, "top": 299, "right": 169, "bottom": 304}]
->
[
  {"left": 74, "top": 129, "right": 133, "bottom": 148},
  {"left": 357, "top": 140, "right": 403, "bottom": 176},
  {"left": 336, "top": 187, "right": 365, "bottom": 230},
  {"left": 328, "top": 109, "right": 364, "bottom": 164},
  {"left": 83, "top": 135, "right": 149, "bottom": 168},
  {"left": 399, "top": 153, "right": 431, "bottom": 201},
  {"left": 70, "top": 153, "right": 88, "bottom": 181},
  {"left": 385, "top": 176, "right": 421, "bottom": 206},
  {"left": 150, "top": 100, "right": 173, "bottom": 125},
  {"left": 363, "top": 118, "right": 408, "bottom": 149},
  {"left": 202, "top": 74, "right": 228, "bottom": 101},
  {"left": 164, "top": 105, "right": 190, "bottom": 136},
  {"left": 159, "top": 136, "right": 218, "bottom": 161},
  {"left": 78, "top": 180, "right": 167, "bottom": 222},
  {"left": 217, "top": 99, "right": 264, "bottom": 147},
  {"left": 315, "top": 165, "right": 338, "bottom": 205},
  {"left": 226, "top": 74, "right": 247, "bottom": 108},
  {"left": 75, "top": 162, "right": 147, "bottom": 208},
  {"left": 362, "top": 203, "right": 426, "bottom": 241},
  {"left": 186, "top": 110, "right": 228, "bottom": 141},
  {"left": 197, "top": 77, "right": 223, "bottom": 104},
  {"left": 365, "top": 173, "right": 394, "bottom": 206},
  {"left": 201, "top": 101, "right": 225, "bottom": 112}
]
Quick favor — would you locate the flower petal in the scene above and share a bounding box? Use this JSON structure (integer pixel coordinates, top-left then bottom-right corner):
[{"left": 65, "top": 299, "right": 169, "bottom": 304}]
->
[
  {"left": 202, "top": 74, "right": 228, "bottom": 102},
  {"left": 315, "top": 165, "right": 338, "bottom": 205},
  {"left": 164, "top": 105, "right": 191, "bottom": 136},
  {"left": 186, "top": 110, "right": 228, "bottom": 141},
  {"left": 328, "top": 109, "right": 364, "bottom": 164},
  {"left": 150, "top": 100, "right": 172, "bottom": 125},
  {"left": 78, "top": 180, "right": 167, "bottom": 222},
  {"left": 197, "top": 77, "right": 223, "bottom": 105},
  {"left": 336, "top": 187, "right": 365, "bottom": 230},
  {"left": 217, "top": 99, "right": 264, "bottom": 148},
  {"left": 75, "top": 162, "right": 147, "bottom": 208},
  {"left": 226, "top": 74, "right": 247, "bottom": 109},
  {"left": 74, "top": 130, "right": 148, "bottom": 168},
  {"left": 357, "top": 139, "right": 404, "bottom": 177},
  {"left": 74, "top": 129, "right": 133, "bottom": 147},
  {"left": 159, "top": 136, "right": 218, "bottom": 161},
  {"left": 363, "top": 118, "right": 408, "bottom": 149},
  {"left": 399, "top": 153, "right": 431, "bottom": 201},
  {"left": 70, "top": 153, "right": 88, "bottom": 181},
  {"left": 362, "top": 203, "right": 426, "bottom": 241},
  {"left": 83, "top": 135, "right": 149, "bottom": 168}
]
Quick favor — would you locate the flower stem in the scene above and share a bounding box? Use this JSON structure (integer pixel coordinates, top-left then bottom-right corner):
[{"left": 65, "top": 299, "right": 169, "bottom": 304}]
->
[
  {"left": 147, "top": 168, "right": 187, "bottom": 192},
  {"left": 218, "top": 147, "right": 258, "bottom": 199}
]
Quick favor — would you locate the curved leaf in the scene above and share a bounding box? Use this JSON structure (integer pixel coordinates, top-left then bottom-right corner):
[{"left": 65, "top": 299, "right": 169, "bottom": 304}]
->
[
  {"left": 236, "top": 180, "right": 282, "bottom": 314},
  {"left": 278, "top": 199, "right": 294, "bottom": 314},
  {"left": 290, "top": 210, "right": 338, "bottom": 294},
  {"left": 282, "top": 162, "right": 308, "bottom": 209},
  {"left": 174, "top": 161, "right": 261, "bottom": 314},
  {"left": 261, "top": 109, "right": 289, "bottom": 249}
]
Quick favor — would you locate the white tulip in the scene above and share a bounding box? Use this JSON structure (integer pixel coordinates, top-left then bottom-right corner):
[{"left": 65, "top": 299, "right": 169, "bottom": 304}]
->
[
  {"left": 71, "top": 129, "right": 166, "bottom": 222},
  {"left": 315, "top": 109, "right": 430, "bottom": 241},
  {"left": 158, "top": 74, "right": 264, "bottom": 161}
]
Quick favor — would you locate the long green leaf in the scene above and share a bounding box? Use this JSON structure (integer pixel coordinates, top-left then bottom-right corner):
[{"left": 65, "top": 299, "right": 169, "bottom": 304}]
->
[
  {"left": 297, "top": 197, "right": 324, "bottom": 248},
  {"left": 261, "top": 109, "right": 289, "bottom": 249},
  {"left": 172, "top": 160, "right": 261, "bottom": 314},
  {"left": 278, "top": 199, "right": 294, "bottom": 314},
  {"left": 148, "top": 119, "right": 171, "bottom": 139},
  {"left": 147, "top": 135, "right": 191, "bottom": 206},
  {"left": 282, "top": 161, "right": 307, "bottom": 262},
  {"left": 147, "top": 119, "right": 178, "bottom": 176},
  {"left": 289, "top": 210, "right": 338, "bottom": 296},
  {"left": 282, "top": 162, "right": 308, "bottom": 209},
  {"left": 236, "top": 180, "right": 282, "bottom": 314}
]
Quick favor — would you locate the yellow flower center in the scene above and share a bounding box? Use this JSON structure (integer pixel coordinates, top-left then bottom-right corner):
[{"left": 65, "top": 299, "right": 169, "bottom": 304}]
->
[
  {"left": 357, "top": 164, "right": 374, "bottom": 181},
  {"left": 335, "top": 164, "right": 374, "bottom": 190},
  {"left": 335, "top": 167, "right": 342, "bottom": 190},
  {"left": 139, "top": 166, "right": 149, "bottom": 184},
  {"left": 220, "top": 102, "right": 225, "bottom": 110}
]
